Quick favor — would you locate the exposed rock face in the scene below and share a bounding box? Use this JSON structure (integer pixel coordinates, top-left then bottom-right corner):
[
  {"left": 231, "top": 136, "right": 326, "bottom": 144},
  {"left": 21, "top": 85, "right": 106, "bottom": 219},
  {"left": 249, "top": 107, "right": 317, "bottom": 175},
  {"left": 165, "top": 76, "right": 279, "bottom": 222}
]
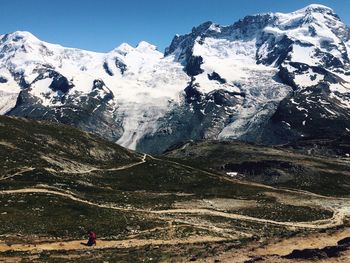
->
[
  {"left": 7, "top": 78, "right": 122, "bottom": 142},
  {"left": 0, "top": 4, "right": 350, "bottom": 154},
  {"left": 283, "top": 236, "right": 350, "bottom": 260}
]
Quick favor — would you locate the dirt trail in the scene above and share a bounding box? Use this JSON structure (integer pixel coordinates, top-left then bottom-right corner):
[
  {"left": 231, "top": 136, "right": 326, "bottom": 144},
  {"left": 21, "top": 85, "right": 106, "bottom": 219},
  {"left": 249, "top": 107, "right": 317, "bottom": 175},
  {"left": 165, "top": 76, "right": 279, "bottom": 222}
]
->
[
  {"left": 0, "top": 155, "right": 147, "bottom": 179},
  {"left": 0, "top": 153, "right": 348, "bottom": 234},
  {"left": 57, "top": 154, "right": 147, "bottom": 174},
  {"left": 0, "top": 188, "right": 143, "bottom": 213},
  {"left": 197, "top": 228, "right": 350, "bottom": 263},
  {"left": 0, "top": 167, "right": 35, "bottom": 181},
  {"left": 1, "top": 154, "right": 350, "bottom": 256},
  {"left": 0, "top": 236, "right": 225, "bottom": 253},
  {"left": 254, "top": 228, "right": 350, "bottom": 257},
  {"left": 89, "top": 153, "right": 147, "bottom": 173},
  {"left": 0, "top": 187, "right": 344, "bottom": 230},
  {"left": 154, "top": 208, "right": 343, "bottom": 229}
]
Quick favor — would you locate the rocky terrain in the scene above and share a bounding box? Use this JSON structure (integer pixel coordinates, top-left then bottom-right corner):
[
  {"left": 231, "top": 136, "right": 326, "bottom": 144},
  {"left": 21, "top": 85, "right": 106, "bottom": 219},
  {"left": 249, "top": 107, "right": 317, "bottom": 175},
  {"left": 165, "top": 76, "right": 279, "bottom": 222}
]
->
[
  {"left": 0, "top": 3, "right": 350, "bottom": 262},
  {"left": 0, "top": 116, "right": 349, "bottom": 262},
  {"left": 0, "top": 4, "right": 349, "bottom": 154}
]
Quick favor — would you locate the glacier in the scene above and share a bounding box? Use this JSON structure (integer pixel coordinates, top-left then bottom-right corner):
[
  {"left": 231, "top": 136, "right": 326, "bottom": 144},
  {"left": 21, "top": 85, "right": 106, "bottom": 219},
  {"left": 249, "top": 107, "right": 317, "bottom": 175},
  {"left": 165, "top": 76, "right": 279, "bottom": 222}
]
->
[{"left": 0, "top": 4, "right": 349, "bottom": 153}]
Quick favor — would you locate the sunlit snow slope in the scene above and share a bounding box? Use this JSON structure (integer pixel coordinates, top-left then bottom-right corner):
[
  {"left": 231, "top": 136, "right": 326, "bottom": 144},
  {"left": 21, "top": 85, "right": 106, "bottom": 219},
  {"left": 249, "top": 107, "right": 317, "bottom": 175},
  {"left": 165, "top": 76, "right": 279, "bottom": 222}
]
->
[{"left": 1, "top": 4, "right": 350, "bottom": 153}]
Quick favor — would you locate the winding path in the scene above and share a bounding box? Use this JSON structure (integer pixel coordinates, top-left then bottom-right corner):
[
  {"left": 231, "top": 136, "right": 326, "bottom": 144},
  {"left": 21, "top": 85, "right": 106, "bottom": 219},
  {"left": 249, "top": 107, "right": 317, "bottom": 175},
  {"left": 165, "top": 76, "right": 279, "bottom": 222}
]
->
[
  {"left": 1, "top": 153, "right": 349, "bottom": 231},
  {"left": 1, "top": 153, "right": 350, "bottom": 254},
  {"left": 56, "top": 153, "right": 147, "bottom": 174},
  {"left": 0, "top": 167, "right": 35, "bottom": 182},
  {"left": 0, "top": 187, "right": 344, "bottom": 229},
  {"left": 0, "top": 236, "right": 226, "bottom": 253}
]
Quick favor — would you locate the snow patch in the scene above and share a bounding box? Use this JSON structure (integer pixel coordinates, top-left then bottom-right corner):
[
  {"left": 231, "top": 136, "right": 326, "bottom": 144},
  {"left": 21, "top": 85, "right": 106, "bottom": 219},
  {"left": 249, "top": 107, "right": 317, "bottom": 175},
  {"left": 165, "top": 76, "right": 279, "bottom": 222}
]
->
[{"left": 226, "top": 172, "right": 238, "bottom": 178}]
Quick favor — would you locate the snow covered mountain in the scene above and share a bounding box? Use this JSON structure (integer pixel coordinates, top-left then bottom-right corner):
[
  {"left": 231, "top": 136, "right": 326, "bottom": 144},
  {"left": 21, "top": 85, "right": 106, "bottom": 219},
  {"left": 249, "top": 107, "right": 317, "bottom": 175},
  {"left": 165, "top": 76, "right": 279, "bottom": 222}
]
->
[
  {"left": 0, "top": 32, "right": 189, "bottom": 150},
  {"left": 1, "top": 4, "right": 350, "bottom": 153}
]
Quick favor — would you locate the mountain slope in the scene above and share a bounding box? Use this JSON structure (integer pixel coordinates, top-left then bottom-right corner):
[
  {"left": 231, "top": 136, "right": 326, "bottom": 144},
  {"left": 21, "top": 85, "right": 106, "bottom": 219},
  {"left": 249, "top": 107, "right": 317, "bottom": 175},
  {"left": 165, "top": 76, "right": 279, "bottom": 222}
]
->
[
  {"left": 1, "top": 4, "right": 350, "bottom": 153},
  {"left": 161, "top": 4, "right": 350, "bottom": 146},
  {"left": 164, "top": 139, "right": 350, "bottom": 196},
  {"left": 0, "top": 32, "right": 189, "bottom": 151},
  {"left": 0, "top": 116, "right": 349, "bottom": 262},
  {"left": 0, "top": 115, "right": 143, "bottom": 175}
]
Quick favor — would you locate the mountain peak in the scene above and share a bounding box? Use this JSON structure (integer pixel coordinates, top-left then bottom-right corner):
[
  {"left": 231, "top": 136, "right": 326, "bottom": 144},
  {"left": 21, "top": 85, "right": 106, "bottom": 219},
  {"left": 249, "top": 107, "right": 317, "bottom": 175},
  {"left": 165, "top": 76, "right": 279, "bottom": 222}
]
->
[
  {"left": 111, "top": 41, "right": 158, "bottom": 55},
  {"left": 301, "top": 4, "right": 334, "bottom": 13},
  {"left": 0, "top": 4, "right": 349, "bottom": 156},
  {"left": 191, "top": 21, "right": 214, "bottom": 34},
  {"left": 111, "top": 42, "right": 134, "bottom": 54},
  {"left": 136, "top": 41, "right": 157, "bottom": 51},
  {"left": 286, "top": 4, "right": 336, "bottom": 18},
  {"left": 1, "top": 31, "right": 40, "bottom": 43}
]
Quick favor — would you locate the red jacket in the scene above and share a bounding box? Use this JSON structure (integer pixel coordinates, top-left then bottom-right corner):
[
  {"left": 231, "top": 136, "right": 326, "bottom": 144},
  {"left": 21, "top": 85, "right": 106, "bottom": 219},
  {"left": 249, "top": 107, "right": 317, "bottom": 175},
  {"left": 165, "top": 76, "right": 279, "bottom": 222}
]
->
[{"left": 88, "top": 231, "right": 96, "bottom": 245}]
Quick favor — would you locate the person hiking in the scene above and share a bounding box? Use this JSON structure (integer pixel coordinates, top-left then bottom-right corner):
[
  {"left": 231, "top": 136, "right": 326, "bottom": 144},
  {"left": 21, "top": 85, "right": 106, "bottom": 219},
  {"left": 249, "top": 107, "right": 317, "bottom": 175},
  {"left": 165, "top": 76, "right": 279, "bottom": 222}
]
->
[
  {"left": 87, "top": 230, "right": 97, "bottom": 246},
  {"left": 81, "top": 230, "right": 97, "bottom": 246}
]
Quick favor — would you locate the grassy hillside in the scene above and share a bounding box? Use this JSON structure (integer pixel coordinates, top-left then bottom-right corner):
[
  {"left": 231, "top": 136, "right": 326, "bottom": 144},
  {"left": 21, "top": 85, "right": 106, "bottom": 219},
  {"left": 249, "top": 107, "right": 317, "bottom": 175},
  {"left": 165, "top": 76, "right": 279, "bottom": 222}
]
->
[
  {"left": 0, "top": 116, "right": 348, "bottom": 262},
  {"left": 164, "top": 140, "right": 350, "bottom": 196},
  {"left": 0, "top": 115, "right": 142, "bottom": 175}
]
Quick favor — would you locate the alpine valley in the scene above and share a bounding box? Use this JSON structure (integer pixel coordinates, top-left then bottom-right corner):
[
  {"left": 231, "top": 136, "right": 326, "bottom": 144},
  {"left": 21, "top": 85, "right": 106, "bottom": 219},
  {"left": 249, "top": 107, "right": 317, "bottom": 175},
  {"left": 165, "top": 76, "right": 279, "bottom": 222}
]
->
[
  {"left": 1, "top": 3, "right": 350, "bottom": 263},
  {"left": 1, "top": 4, "right": 350, "bottom": 154}
]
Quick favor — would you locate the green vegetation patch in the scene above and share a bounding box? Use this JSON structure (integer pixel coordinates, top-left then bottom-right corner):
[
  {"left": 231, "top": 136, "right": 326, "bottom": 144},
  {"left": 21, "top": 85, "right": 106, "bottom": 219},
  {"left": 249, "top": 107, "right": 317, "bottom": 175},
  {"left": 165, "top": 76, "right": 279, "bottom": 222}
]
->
[
  {"left": 0, "top": 193, "right": 164, "bottom": 240},
  {"left": 235, "top": 202, "right": 333, "bottom": 222}
]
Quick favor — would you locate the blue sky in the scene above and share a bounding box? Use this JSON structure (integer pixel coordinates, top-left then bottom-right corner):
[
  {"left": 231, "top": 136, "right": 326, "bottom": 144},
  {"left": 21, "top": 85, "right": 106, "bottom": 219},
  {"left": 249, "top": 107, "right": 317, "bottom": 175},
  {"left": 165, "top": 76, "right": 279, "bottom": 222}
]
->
[{"left": 1, "top": 0, "right": 349, "bottom": 53}]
